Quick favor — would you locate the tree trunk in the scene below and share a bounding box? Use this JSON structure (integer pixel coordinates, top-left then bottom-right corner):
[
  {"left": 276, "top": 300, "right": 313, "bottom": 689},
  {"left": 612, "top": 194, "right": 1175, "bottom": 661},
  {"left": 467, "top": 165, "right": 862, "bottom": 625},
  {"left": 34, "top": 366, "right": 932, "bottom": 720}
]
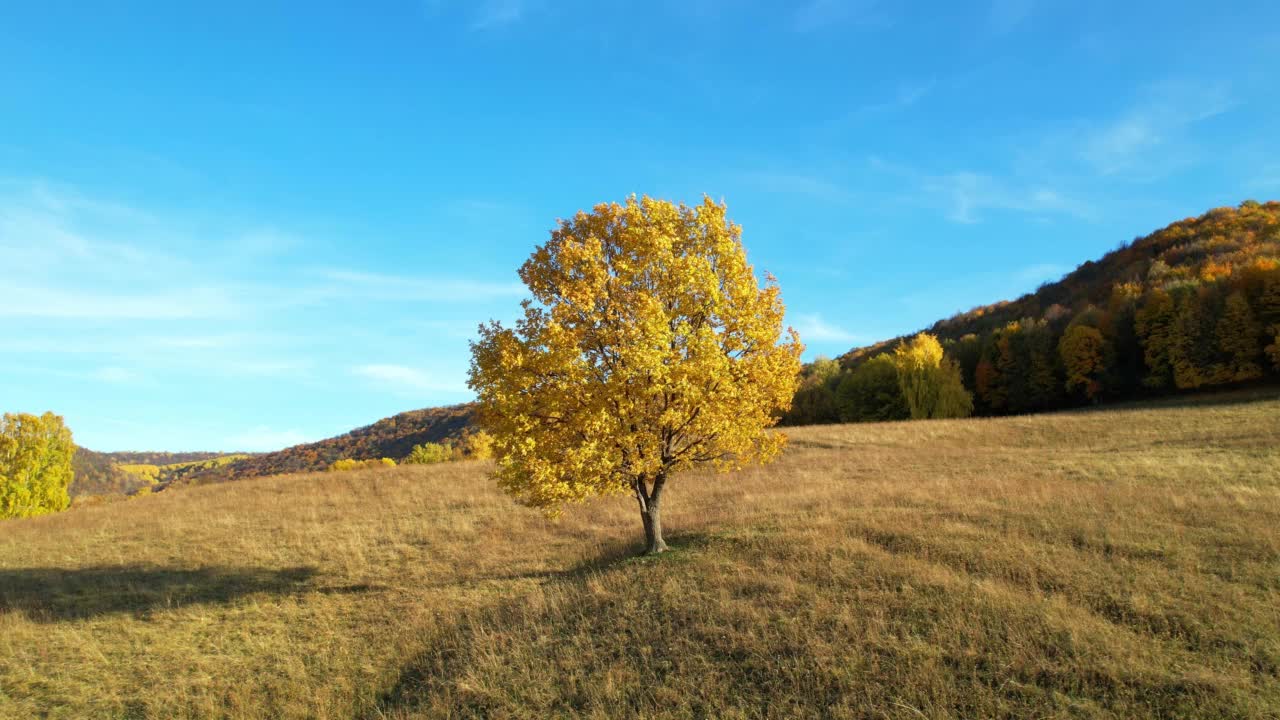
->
[
  {"left": 641, "top": 501, "right": 668, "bottom": 555},
  {"left": 635, "top": 473, "right": 669, "bottom": 555}
]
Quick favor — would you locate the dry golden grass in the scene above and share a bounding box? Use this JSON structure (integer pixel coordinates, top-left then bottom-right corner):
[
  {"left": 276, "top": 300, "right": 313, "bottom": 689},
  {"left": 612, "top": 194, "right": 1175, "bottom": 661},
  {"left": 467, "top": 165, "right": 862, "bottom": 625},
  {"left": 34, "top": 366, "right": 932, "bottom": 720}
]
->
[{"left": 2, "top": 390, "right": 1278, "bottom": 719}]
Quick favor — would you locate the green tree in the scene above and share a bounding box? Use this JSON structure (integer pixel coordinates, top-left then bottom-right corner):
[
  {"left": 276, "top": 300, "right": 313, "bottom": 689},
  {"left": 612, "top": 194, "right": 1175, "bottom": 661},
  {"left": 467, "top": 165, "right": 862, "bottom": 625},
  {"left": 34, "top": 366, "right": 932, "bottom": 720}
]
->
[
  {"left": 1217, "top": 291, "right": 1263, "bottom": 381},
  {"left": 1169, "top": 291, "right": 1224, "bottom": 389},
  {"left": 835, "top": 354, "right": 909, "bottom": 422},
  {"left": 784, "top": 357, "right": 841, "bottom": 424},
  {"left": 0, "top": 412, "right": 75, "bottom": 520},
  {"left": 1266, "top": 324, "right": 1280, "bottom": 372},
  {"left": 1024, "top": 320, "right": 1062, "bottom": 410},
  {"left": 994, "top": 323, "right": 1031, "bottom": 413},
  {"left": 892, "top": 334, "right": 973, "bottom": 420},
  {"left": 1135, "top": 289, "right": 1176, "bottom": 388}
]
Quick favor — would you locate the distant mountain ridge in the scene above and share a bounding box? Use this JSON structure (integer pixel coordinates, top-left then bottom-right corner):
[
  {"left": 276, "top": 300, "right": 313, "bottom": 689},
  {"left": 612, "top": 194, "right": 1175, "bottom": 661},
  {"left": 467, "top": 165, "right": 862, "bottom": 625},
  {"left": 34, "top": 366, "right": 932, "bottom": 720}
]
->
[{"left": 168, "top": 404, "right": 476, "bottom": 486}]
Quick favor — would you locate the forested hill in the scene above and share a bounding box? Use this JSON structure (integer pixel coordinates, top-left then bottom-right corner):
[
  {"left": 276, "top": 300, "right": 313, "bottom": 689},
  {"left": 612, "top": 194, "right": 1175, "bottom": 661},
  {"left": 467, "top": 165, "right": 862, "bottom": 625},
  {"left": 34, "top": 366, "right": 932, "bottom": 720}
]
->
[
  {"left": 788, "top": 200, "right": 1280, "bottom": 423},
  {"left": 172, "top": 404, "right": 475, "bottom": 486},
  {"left": 70, "top": 448, "right": 151, "bottom": 497}
]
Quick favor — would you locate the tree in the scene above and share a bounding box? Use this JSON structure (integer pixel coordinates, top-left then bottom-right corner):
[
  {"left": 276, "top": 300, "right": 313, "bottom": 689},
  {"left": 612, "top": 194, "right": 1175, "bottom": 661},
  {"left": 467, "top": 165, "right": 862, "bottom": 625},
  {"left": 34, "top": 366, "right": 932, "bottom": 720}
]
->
[
  {"left": 891, "top": 333, "right": 973, "bottom": 420},
  {"left": 1169, "top": 291, "right": 1225, "bottom": 389},
  {"left": 835, "top": 354, "right": 909, "bottom": 422},
  {"left": 1135, "top": 289, "right": 1176, "bottom": 388},
  {"left": 405, "top": 442, "right": 452, "bottom": 464},
  {"left": 0, "top": 412, "right": 75, "bottom": 520},
  {"left": 468, "top": 196, "right": 803, "bottom": 554},
  {"left": 783, "top": 357, "right": 841, "bottom": 424},
  {"left": 1217, "top": 291, "right": 1263, "bottom": 381},
  {"left": 1058, "top": 324, "right": 1106, "bottom": 401},
  {"left": 1024, "top": 320, "right": 1062, "bottom": 410},
  {"left": 462, "top": 431, "right": 494, "bottom": 460},
  {"left": 329, "top": 457, "right": 396, "bottom": 471},
  {"left": 1266, "top": 324, "right": 1280, "bottom": 372}
]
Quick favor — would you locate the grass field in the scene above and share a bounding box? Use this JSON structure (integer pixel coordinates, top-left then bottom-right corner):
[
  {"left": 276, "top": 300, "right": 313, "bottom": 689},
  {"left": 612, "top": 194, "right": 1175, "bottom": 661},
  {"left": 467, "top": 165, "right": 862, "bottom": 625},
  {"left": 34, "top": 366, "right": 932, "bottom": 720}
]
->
[{"left": 2, "top": 390, "right": 1278, "bottom": 719}]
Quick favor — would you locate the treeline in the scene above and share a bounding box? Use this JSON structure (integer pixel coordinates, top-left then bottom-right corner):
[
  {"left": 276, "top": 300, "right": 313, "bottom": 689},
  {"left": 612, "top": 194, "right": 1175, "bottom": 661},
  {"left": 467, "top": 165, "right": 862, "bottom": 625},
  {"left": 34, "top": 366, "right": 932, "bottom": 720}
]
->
[
  {"left": 70, "top": 447, "right": 151, "bottom": 497},
  {"left": 178, "top": 404, "right": 476, "bottom": 485},
  {"left": 101, "top": 451, "right": 242, "bottom": 466},
  {"left": 326, "top": 431, "right": 494, "bottom": 471},
  {"left": 787, "top": 200, "right": 1280, "bottom": 424}
]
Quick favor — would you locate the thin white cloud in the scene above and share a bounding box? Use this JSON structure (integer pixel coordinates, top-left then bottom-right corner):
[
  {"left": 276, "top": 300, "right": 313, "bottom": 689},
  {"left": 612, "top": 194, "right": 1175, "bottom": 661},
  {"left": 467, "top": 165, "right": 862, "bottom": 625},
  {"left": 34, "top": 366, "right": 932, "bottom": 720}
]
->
[
  {"left": 741, "top": 172, "right": 855, "bottom": 203},
  {"left": 988, "top": 0, "right": 1037, "bottom": 34},
  {"left": 224, "top": 426, "right": 311, "bottom": 452},
  {"left": 919, "top": 170, "right": 1088, "bottom": 224},
  {"left": 792, "top": 313, "right": 860, "bottom": 344},
  {"left": 92, "top": 366, "right": 139, "bottom": 383},
  {"left": 866, "top": 157, "right": 1088, "bottom": 224},
  {"left": 793, "top": 0, "right": 882, "bottom": 33},
  {"left": 844, "top": 79, "right": 934, "bottom": 120},
  {"left": 1079, "top": 80, "right": 1232, "bottom": 177},
  {"left": 0, "top": 286, "right": 236, "bottom": 319},
  {"left": 1014, "top": 263, "right": 1069, "bottom": 286},
  {"left": 471, "top": 0, "right": 525, "bottom": 30},
  {"left": 314, "top": 269, "right": 525, "bottom": 302},
  {"left": 353, "top": 364, "right": 471, "bottom": 394}
]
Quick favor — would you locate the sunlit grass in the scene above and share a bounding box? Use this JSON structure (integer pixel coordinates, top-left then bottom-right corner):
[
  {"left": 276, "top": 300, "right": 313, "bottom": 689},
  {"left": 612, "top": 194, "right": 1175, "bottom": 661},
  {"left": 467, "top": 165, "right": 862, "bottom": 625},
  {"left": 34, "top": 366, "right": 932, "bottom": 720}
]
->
[{"left": 1, "top": 389, "right": 1277, "bottom": 718}]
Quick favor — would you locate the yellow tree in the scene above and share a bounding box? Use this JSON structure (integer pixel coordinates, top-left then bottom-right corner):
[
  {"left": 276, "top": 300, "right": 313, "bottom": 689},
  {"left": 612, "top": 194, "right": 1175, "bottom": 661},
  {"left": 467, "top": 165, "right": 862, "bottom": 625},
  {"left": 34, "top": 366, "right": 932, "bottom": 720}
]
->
[
  {"left": 0, "top": 412, "right": 75, "bottom": 520},
  {"left": 469, "top": 196, "right": 803, "bottom": 554},
  {"left": 892, "top": 333, "right": 973, "bottom": 420}
]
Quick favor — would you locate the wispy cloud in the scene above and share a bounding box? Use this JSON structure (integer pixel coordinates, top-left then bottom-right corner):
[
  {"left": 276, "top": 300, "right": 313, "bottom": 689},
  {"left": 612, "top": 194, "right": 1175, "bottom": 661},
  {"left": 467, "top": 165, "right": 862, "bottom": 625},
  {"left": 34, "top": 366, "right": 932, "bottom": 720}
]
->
[
  {"left": 1014, "top": 262, "right": 1069, "bottom": 286},
  {"left": 924, "top": 172, "right": 1086, "bottom": 224},
  {"left": 793, "top": 0, "right": 883, "bottom": 33},
  {"left": 792, "top": 313, "right": 860, "bottom": 344},
  {"left": 1079, "top": 80, "right": 1232, "bottom": 177},
  {"left": 0, "top": 286, "right": 236, "bottom": 319},
  {"left": 843, "top": 80, "right": 934, "bottom": 121},
  {"left": 92, "top": 366, "right": 139, "bottom": 383},
  {"left": 223, "top": 426, "right": 311, "bottom": 452},
  {"left": 987, "top": 0, "right": 1037, "bottom": 34},
  {"left": 470, "top": 0, "right": 526, "bottom": 30},
  {"left": 741, "top": 172, "right": 856, "bottom": 204},
  {"left": 869, "top": 158, "right": 1090, "bottom": 224},
  {"left": 314, "top": 269, "right": 525, "bottom": 302},
  {"left": 353, "top": 364, "right": 471, "bottom": 395}
]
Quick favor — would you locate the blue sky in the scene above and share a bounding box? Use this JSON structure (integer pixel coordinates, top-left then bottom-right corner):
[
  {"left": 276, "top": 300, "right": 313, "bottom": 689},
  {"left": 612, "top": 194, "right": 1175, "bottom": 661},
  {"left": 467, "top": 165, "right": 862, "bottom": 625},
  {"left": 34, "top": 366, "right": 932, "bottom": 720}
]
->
[{"left": 2, "top": 1, "right": 1277, "bottom": 451}]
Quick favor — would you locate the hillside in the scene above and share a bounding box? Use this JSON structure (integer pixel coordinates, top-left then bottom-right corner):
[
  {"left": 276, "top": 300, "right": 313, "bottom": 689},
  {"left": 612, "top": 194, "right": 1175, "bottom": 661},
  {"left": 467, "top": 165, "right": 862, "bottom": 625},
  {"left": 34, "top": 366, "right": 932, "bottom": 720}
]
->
[
  {"left": 2, "top": 389, "right": 1276, "bottom": 718},
  {"left": 68, "top": 449, "right": 249, "bottom": 498},
  {"left": 173, "top": 404, "right": 475, "bottom": 485},
  {"left": 788, "top": 200, "right": 1280, "bottom": 423},
  {"left": 69, "top": 448, "right": 151, "bottom": 497},
  {"left": 100, "top": 451, "right": 239, "bottom": 466}
]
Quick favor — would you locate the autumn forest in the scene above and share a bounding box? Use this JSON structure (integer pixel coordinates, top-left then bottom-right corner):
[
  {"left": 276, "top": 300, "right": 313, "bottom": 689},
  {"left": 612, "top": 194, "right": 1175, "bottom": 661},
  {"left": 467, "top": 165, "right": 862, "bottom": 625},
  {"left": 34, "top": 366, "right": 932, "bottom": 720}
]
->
[{"left": 784, "top": 200, "right": 1280, "bottom": 425}]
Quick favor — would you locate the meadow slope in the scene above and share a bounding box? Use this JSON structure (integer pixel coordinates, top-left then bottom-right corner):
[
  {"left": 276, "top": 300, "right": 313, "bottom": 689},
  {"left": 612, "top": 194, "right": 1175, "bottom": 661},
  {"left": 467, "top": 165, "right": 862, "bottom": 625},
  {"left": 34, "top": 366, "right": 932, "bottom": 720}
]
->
[{"left": 1, "top": 391, "right": 1278, "bottom": 719}]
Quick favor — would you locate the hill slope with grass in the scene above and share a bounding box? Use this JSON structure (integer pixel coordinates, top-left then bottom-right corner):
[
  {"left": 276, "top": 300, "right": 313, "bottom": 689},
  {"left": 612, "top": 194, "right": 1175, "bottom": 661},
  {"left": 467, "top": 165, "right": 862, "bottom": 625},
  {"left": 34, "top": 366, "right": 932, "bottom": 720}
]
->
[
  {"left": 3, "top": 389, "right": 1277, "bottom": 719},
  {"left": 172, "top": 404, "right": 475, "bottom": 486}
]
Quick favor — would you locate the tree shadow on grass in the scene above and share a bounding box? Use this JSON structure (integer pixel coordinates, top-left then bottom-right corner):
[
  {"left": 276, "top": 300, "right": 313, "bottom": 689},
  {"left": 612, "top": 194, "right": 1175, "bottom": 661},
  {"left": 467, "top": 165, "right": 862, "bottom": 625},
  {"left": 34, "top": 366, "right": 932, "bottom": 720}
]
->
[
  {"left": 366, "top": 530, "right": 718, "bottom": 718},
  {"left": 0, "top": 564, "right": 335, "bottom": 622}
]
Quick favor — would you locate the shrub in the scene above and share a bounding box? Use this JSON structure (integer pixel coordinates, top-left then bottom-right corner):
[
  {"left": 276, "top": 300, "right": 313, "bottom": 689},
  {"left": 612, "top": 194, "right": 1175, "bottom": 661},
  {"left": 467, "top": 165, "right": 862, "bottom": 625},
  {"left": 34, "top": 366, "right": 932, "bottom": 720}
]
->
[
  {"left": 462, "top": 431, "right": 494, "bottom": 460},
  {"left": 328, "top": 458, "right": 396, "bottom": 472},
  {"left": 405, "top": 443, "right": 451, "bottom": 465}
]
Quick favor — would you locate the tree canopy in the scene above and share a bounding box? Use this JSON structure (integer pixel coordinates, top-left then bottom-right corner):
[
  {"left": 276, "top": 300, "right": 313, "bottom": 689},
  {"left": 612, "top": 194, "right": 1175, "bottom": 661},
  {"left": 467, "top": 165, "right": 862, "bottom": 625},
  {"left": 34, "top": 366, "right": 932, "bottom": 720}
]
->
[
  {"left": 1, "top": 412, "right": 75, "bottom": 520},
  {"left": 469, "top": 196, "right": 802, "bottom": 553}
]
